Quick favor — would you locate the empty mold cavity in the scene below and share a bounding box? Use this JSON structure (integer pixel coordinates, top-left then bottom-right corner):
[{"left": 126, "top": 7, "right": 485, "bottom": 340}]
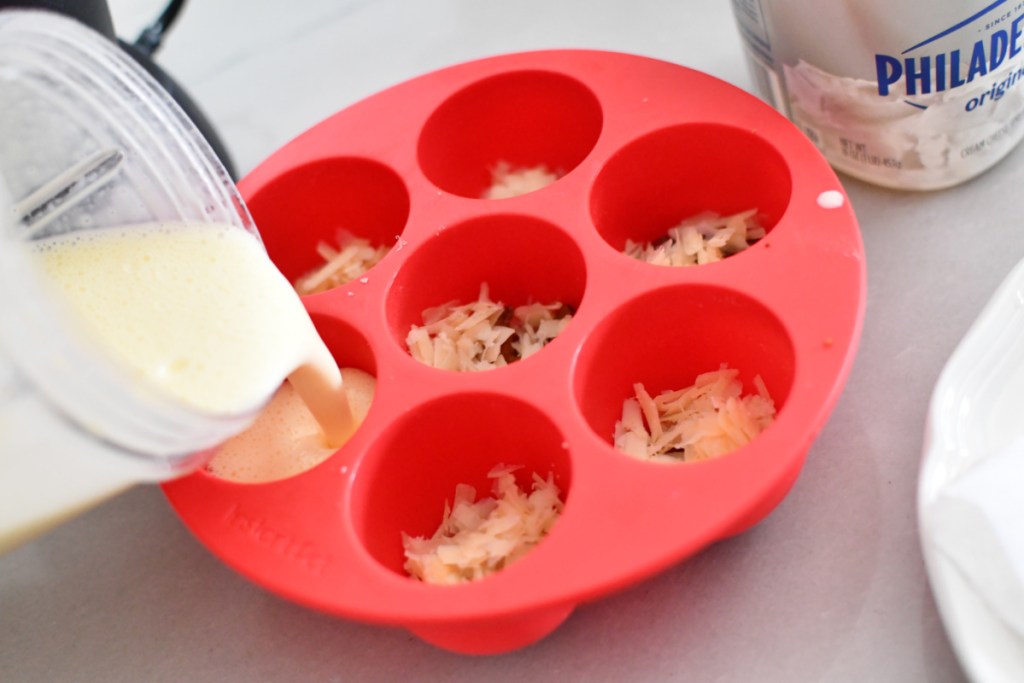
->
[
  {"left": 387, "top": 214, "right": 586, "bottom": 368},
  {"left": 418, "top": 70, "right": 602, "bottom": 198},
  {"left": 203, "top": 315, "right": 376, "bottom": 483},
  {"left": 245, "top": 157, "right": 410, "bottom": 287},
  {"left": 590, "top": 124, "right": 791, "bottom": 260},
  {"left": 574, "top": 284, "right": 795, "bottom": 461},
  {"left": 350, "top": 393, "right": 572, "bottom": 579}
]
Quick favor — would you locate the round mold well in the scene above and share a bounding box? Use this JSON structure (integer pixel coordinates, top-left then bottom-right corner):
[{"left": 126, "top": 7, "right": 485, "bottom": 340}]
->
[
  {"left": 574, "top": 283, "right": 796, "bottom": 460},
  {"left": 307, "top": 312, "right": 378, "bottom": 378},
  {"left": 590, "top": 123, "right": 791, "bottom": 259},
  {"left": 417, "top": 70, "right": 603, "bottom": 198},
  {"left": 386, "top": 213, "right": 586, "bottom": 368},
  {"left": 349, "top": 392, "right": 572, "bottom": 580},
  {"left": 244, "top": 157, "right": 410, "bottom": 285},
  {"left": 202, "top": 314, "right": 377, "bottom": 484}
]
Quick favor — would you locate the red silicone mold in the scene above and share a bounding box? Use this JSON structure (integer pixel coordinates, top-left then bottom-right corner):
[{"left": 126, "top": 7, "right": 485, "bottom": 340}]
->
[{"left": 162, "top": 50, "right": 865, "bottom": 655}]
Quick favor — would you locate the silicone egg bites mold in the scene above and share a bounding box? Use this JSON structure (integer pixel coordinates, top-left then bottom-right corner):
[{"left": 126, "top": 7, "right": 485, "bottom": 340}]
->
[{"left": 163, "top": 50, "right": 865, "bottom": 655}]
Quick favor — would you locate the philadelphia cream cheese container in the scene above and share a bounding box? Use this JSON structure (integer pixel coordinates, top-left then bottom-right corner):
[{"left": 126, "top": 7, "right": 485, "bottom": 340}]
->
[{"left": 731, "top": 0, "right": 1024, "bottom": 190}]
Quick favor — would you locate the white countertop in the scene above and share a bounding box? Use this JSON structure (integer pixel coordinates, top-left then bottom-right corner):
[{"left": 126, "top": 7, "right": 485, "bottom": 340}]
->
[{"left": 3, "top": 1, "right": 1009, "bottom": 680}]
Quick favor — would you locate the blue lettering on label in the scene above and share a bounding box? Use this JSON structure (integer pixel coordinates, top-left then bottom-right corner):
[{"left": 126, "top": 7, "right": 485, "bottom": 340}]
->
[{"left": 874, "top": 0, "right": 1024, "bottom": 111}]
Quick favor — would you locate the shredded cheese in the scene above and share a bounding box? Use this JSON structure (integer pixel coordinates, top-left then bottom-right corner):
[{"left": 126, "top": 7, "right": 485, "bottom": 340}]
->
[
  {"left": 402, "top": 466, "right": 564, "bottom": 584},
  {"left": 624, "top": 209, "right": 765, "bottom": 266},
  {"left": 405, "top": 284, "right": 573, "bottom": 371},
  {"left": 613, "top": 365, "right": 776, "bottom": 462},
  {"left": 294, "top": 234, "right": 390, "bottom": 295},
  {"left": 509, "top": 301, "right": 574, "bottom": 360},
  {"left": 482, "top": 161, "right": 562, "bottom": 199}
]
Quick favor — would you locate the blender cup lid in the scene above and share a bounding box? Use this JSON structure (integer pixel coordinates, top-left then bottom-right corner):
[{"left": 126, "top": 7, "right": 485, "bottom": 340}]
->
[{"left": 0, "top": 8, "right": 253, "bottom": 240}]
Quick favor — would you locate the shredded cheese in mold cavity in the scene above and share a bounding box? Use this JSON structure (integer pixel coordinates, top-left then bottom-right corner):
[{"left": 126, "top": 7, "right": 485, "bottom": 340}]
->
[
  {"left": 482, "top": 161, "right": 562, "bottom": 199},
  {"left": 294, "top": 234, "right": 390, "bottom": 295},
  {"left": 624, "top": 209, "right": 765, "bottom": 266},
  {"left": 405, "top": 284, "right": 573, "bottom": 371},
  {"left": 402, "top": 466, "right": 564, "bottom": 585},
  {"left": 614, "top": 365, "right": 776, "bottom": 462}
]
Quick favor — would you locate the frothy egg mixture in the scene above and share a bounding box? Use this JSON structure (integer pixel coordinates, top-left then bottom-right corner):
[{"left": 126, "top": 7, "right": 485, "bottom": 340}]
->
[{"left": 32, "top": 223, "right": 366, "bottom": 476}]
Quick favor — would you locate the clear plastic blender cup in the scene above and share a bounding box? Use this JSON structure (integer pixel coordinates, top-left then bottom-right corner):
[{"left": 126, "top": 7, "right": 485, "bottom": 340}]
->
[{"left": 0, "top": 9, "right": 266, "bottom": 552}]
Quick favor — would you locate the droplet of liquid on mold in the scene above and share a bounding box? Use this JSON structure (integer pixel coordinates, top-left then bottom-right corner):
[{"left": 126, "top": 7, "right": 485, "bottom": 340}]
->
[{"left": 817, "top": 190, "right": 845, "bottom": 209}]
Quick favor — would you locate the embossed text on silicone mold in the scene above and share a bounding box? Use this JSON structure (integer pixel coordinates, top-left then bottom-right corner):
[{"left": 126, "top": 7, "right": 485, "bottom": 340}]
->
[{"left": 225, "top": 504, "right": 332, "bottom": 575}]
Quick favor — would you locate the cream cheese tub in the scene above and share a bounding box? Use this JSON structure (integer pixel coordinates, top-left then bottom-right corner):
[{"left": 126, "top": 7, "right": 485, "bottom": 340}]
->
[{"left": 731, "top": 0, "right": 1024, "bottom": 190}]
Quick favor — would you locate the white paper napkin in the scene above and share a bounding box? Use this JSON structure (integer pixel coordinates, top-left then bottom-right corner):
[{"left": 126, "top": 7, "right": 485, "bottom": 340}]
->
[{"left": 927, "top": 437, "right": 1024, "bottom": 639}]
